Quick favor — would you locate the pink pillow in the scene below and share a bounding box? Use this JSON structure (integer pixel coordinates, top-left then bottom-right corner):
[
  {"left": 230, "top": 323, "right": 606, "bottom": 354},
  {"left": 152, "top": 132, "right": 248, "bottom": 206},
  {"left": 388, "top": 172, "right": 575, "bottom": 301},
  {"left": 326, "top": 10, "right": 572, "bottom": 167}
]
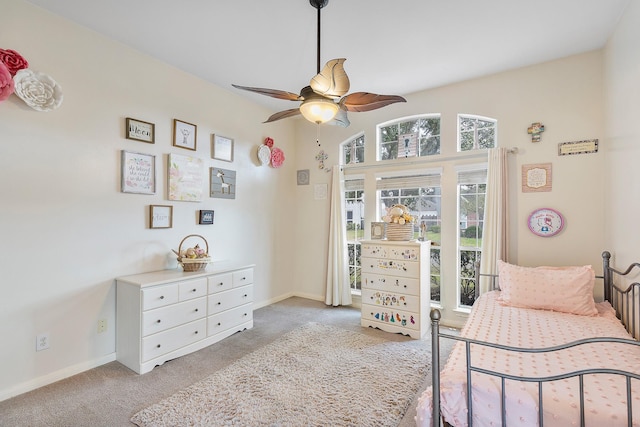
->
[{"left": 496, "top": 260, "right": 598, "bottom": 316}]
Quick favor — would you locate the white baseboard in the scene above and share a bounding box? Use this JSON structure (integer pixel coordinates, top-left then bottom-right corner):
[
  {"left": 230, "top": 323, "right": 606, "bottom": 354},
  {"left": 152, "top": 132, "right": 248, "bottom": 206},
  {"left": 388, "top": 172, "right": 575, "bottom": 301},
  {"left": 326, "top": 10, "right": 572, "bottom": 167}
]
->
[{"left": 0, "top": 353, "right": 116, "bottom": 402}]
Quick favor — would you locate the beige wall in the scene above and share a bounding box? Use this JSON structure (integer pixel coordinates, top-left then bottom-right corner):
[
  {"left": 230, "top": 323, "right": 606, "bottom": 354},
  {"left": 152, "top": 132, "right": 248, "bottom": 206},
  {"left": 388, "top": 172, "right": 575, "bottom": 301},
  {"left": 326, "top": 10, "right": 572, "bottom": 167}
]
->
[
  {"left": 0, "top": 0, "right": 297, "bottom": 399},
  {"left": 1, "top": 0, "right": 635, "bottom": 400},
  {"left": 603, "top": 1, "right": 640, "bottom": 272}
]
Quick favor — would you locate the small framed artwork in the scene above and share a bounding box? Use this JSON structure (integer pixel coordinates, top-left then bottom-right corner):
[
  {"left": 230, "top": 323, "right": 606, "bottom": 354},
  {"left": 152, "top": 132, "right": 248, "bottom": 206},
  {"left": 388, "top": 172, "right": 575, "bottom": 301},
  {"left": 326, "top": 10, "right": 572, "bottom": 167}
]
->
[
  {"left": 168, "top": 153, "right": 205, "bottom": 202},
  {"left": 121, "top": 150, "right": 156, "bottom": 194},
  {"left": 522, "top": 163, "right": 552, "bottom": 193},
  {"left": 125, "top": 117, "right": 155, "bottom": 143},
  {"left": 199, "top": 210, "right": 215, "bottom": 225},
  {"left": 173, "top": 119, "right": 197, "bottom": 151},
  {"left": 212, "top": 134, "right": 234, "bottom": 162},
  {"left": 210, "top": 167, "right": 236, "bottom": 199},
  {"left": 297, "top": 169, "right": 310, "bottom": 185},
  {"left": 150, "top": 205, "right": 173, "bottom": 229},
  {"left": 371, "top": 222, "right": 386, "bottom": 239}
]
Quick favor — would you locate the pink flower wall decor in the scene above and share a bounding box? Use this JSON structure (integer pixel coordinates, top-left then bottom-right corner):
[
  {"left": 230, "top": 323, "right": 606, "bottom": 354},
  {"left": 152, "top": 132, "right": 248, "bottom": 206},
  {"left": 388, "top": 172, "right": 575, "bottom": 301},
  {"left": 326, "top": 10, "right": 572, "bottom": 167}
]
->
[
  {"left": 270, "top": 147, "right": 285, "bottom": 168},
  {"left": 0, "top": 62, "right": 14, "bottom": 102},
  {"left": 0, "top": 49, "right": 29, "bottom": 76}
]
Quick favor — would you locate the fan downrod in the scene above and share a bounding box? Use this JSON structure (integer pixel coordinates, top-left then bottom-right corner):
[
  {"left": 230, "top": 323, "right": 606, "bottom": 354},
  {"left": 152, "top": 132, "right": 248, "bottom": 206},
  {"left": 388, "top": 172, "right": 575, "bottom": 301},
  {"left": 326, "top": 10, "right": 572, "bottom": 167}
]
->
[{"left": 309, "top": 0, "right": 328, "bottom": 10}]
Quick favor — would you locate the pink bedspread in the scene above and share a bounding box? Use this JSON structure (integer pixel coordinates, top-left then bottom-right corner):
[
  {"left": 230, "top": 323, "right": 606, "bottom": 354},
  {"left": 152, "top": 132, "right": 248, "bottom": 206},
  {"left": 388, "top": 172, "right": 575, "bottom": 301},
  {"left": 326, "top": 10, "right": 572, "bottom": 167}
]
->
[{"left": 416, "top": 291, "right": 640, "bottom": 427}]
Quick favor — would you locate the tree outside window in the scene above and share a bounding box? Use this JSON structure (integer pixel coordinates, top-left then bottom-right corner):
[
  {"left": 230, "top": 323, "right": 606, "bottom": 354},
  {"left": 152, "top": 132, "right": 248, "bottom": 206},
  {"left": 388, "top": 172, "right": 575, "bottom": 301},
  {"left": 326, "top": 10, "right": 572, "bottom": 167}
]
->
[
  {"left": 459, "top": 115, "right": 496, "bottom": 151},
  {"left": 378, "top": 115, "right": 440, "bottom": 161}
]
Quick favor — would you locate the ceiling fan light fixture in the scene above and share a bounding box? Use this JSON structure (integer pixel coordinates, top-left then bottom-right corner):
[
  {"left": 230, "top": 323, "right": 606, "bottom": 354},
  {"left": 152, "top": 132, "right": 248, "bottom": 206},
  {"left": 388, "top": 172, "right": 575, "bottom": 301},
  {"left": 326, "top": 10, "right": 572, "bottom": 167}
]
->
[{"left": 299, "top": 96, "right": 339, "bottom": 124}]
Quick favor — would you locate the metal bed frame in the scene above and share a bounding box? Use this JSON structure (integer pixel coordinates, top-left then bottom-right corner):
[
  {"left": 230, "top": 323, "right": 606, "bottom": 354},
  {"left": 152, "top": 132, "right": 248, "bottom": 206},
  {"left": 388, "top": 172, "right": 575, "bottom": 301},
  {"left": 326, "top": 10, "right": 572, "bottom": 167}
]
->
[{"left": 430, "top": 251, "right": 640, "bottom": 427}]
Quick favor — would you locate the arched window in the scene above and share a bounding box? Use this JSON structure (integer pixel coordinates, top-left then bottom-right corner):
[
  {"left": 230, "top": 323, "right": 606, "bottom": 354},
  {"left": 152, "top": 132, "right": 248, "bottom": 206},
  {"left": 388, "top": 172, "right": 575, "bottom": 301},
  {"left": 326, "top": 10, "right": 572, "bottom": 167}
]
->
[
  {"left": 377, "top": 114, "right": 440, "bottom": 161},
  {"left": 458, "top": 114, "right": 497, "bottom": 151}
]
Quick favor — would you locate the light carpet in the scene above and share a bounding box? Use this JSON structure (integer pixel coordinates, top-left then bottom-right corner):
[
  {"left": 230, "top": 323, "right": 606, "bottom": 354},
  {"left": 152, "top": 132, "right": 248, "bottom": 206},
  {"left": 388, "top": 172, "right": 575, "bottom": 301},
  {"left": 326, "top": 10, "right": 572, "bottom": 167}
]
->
[{"left": 131, "top": 322, "right": 431, "bottom": 427}]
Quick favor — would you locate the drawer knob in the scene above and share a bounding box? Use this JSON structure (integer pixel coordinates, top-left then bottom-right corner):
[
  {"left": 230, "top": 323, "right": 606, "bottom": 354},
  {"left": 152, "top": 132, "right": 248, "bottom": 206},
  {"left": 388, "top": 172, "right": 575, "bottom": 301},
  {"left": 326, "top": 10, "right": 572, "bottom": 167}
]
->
[
  {"left": 156, "top": 319, "right": 161, "bottom": 323},
  {"left": 243, "top": 294, "right": 248, "bottom": 298},
  {"left": 156, "top": 344, "right": 161, "bottom": 348},
  {"left": 243, "top": 313, "right": 247, "bottom": 316},
  {"left": 195, "top": 330, "right": 199, "bottom": 334},
  {"left": 242, "top": 277, "right": 246, "bottom": 280},
  {"left": 217, "top": 302, "right": 221, "bottom": 305},
  {"left": 192, "top": 288, "right": 197, "bottom": 292},
  {"left": 404, "top": 285, "right": 407, "bottom": 288},
  {"left": 160, "top": 296, "right": 164, "bottom": 300},
  {"left": 218, "top": 282, "right": 223, "bottom": 286},
  {"left": 217, "top": 322, "right": 221, "bottom": 326},
  {"left": 195, "top": 308, "right": 199, "bottom": 312}
]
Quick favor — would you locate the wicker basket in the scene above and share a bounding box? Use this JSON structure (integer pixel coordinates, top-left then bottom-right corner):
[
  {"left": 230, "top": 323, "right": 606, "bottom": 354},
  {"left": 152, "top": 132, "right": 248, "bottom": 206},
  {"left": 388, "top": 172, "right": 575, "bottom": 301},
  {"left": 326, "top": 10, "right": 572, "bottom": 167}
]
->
[
  {"left": 175, "top": 234, "right": 211, "bottom": 272},
  {"left": 386, "top": 223, "right": 414, "bottom": 241}
]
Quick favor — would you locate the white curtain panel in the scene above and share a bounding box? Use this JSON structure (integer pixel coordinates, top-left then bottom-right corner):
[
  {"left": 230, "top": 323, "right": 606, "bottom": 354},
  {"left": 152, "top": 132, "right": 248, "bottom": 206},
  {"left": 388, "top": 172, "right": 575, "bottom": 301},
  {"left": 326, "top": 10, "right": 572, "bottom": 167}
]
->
[
  {"left": 325, "top": 167, "right": 352, "bottom": 306},
  {"left": 480, "top": 147, "right": 510, "bottom": 294}
]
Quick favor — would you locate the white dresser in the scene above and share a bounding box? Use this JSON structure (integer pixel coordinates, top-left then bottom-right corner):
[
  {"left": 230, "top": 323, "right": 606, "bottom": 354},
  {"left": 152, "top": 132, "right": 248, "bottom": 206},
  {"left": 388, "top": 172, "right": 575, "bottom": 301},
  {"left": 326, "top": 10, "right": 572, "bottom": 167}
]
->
[
  {"left": 116, "top": 262, "right": 254, "bottom": 374},
  {"left": 360, "top": 240, "right": 430, "bottom": 339}
]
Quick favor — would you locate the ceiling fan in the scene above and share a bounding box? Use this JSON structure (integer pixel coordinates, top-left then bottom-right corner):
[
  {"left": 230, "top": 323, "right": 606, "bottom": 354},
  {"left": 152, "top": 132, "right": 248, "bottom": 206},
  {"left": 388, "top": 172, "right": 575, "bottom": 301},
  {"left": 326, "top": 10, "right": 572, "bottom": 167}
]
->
[{"left": 232, "top": 0, "right": 406, "bottom": 127}]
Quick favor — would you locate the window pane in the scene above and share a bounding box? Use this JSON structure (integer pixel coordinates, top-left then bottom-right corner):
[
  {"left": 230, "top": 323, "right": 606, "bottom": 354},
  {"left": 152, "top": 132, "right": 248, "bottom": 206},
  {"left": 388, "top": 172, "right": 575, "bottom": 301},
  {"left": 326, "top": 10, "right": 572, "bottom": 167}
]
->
[
  {"left": 458, "top": 115, "right": 496, "bottom": 152},
  {"left": 379, "top": 115, "right": 440, "bottom": 161},
  {"left": 458, "top": 176, "right": 486, "bottom": 307},
  {"left": 346, "top": 188, "right": 364, "bottom": 293},
  {"left": 430, "top": 248, "right": 441, "bottom": 302}
]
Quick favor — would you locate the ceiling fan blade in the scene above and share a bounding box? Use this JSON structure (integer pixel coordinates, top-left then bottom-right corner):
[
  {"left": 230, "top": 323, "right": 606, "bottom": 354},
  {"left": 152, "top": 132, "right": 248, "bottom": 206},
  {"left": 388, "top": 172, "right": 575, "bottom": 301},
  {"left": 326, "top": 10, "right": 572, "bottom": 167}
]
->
[
  {"left": 264, "top": 108, "right": 302, "bottom": 123},
  {"left": 327, "top": 109, "right": 350, "bottom": 128},
  {"left": 232, "top": 84, "right": 302, "bottom": 101},
  {"left": 310, "top": 58, "right": 350, "bottom": 99},
  {"left": 340, "top": 92, "right": 406, "bottom": 112}
]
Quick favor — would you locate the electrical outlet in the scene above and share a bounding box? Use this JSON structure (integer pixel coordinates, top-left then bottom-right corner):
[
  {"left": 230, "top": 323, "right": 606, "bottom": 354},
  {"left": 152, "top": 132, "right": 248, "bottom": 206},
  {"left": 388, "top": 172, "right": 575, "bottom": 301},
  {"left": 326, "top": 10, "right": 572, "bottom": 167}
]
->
[
  {"left": 36, "top": 333, "right": 50, "bottom": 351},
  {"left": 97, "top": 319, "right": 107, "bottom": 334}
]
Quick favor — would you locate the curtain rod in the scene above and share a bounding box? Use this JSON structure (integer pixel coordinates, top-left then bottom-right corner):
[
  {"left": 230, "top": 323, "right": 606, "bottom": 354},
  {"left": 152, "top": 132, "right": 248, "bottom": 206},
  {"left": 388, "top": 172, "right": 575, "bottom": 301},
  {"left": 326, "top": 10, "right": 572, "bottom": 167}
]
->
[{"left": 342, "top": 147, "right": 518, "bottom": 172}]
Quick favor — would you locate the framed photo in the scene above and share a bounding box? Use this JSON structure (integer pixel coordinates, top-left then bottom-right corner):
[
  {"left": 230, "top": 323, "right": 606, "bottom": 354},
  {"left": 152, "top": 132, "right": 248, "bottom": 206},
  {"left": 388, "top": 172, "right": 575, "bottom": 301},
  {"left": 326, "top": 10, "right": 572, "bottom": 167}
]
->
[
  {"left": 212, "top": 134, "right": 234, "bottom": 162},
  {"left": 371, "top": 222, "right": 386, "bottom": 239},
  {"left": 121, "top": 150, "right": 156, "bottom": 194},
  {"left": 173, "top": 119, "right": 197, "bottom": 151},
  {"left": 199, "top": 210, "right": 215, "bottom": 225},
  {"left": 297, "top": 169, "right": 310, "bottom": 185},
  {"left": 125, "top": 117, "right": 154, "bottom": 143},
  {"left": 210, "top": 167, "right": 236, "bottom": 199},
  {"left": 150, "top": 205, "right": 173, "bottom": 229}
]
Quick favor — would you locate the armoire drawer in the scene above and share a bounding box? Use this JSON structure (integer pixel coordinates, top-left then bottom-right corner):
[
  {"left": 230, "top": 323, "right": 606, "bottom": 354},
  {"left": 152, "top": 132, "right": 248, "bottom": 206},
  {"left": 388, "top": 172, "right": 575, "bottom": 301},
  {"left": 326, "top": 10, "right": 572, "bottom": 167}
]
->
[
  {"left": 208, "top": 272, "right": 233, "bottom": 294},
  {"left": 361, "top": 256, "right": 420, "bottom": 278},
  {"left": 361, "top": 288, "right": 420, "bottom": 313},
  {"left": 141, "top": 318, "right": 206, "bottom": 362},
  {"left": 207, "top": 303, "right": 252, "bottom": 336},
  {"left": 142, "top": 284, "right": 179, "bottom": 311},
  {"left": 178, "top": 278, "right": 207, "bottom": 301},
  {"left": 361, "top": 273, "right": 420, "bottom": 295},
  {"left": 361, "top": 304, "right": 420, "bottom": 332},
  {"left": 361, "top": 244, "right": 421, "bottom": 261},
  {"left": 208, "top": 285, "right": 253, "bottom": 315},
  {"left": 233, "top": 268, "right": 253, "bottom": 287},
  {"left": 142, "top": 297, "right": 206, "bottom": 337}
]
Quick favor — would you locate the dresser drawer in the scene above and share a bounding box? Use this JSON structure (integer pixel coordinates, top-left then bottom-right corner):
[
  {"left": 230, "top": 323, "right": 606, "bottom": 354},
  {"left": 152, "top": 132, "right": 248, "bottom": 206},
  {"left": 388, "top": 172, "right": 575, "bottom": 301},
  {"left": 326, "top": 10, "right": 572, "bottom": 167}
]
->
[
  {"left": 207, "top": 303, "right": 252, "bottom": 336},
  {"left": 361, "top": 303, "right": 420, "bottom": 331},
  {"left": 233, "top": 268, "right": 253, "bottom": 287},
  {"left": 207, "top": 272, "right": 233, "bottom": 294},
  {"left": 178, "top": 278, "right": 207, "bottom": 301},
  {"left": 208, "top": 285, "right": 253, "bottom": 315},
  {"left": 361, "top": 273, "right": 420, "bottom": 295},
  {"left": 361, "top": 288, "right": 420, "bottom": 313},
  {"left": 361, "top": 244, "right": 421, "bottom": 261},
  {"left": 141, "top": 318, "right": 206, "bottom": 362},
  {"left": 142, "top": 284, "right": 179, "bottom": 311},
  {"left": 361, "top": 257, "right": 420, "bottom": 278},
  {"left": 142, "top": 297, "right": 206, "bottom": 336}
]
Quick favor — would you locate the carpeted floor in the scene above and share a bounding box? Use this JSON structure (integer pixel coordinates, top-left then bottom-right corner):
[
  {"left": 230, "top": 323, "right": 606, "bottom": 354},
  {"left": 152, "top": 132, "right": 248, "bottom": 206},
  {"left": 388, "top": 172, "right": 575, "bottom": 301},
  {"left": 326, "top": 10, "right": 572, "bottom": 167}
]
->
[{"left": 0, "top": 297, "right": 455, "bottom": 427}]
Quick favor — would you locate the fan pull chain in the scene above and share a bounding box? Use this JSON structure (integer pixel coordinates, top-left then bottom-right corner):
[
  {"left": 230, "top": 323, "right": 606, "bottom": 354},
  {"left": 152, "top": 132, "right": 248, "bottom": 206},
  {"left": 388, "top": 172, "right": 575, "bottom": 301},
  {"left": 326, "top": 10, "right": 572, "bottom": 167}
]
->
[{"left": 316, "top": 124, "right": 321, "bottom": 147}]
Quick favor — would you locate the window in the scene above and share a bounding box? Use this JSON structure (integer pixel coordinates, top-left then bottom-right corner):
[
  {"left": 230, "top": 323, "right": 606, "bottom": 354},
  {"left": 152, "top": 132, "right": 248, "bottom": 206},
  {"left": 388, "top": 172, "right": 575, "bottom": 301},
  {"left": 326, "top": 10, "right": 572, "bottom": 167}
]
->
[
  {"left": 378, "top": 115, "right": 440, "bottom": 161},
  {"left": 458, "top": 115, "right": 496, "bottom": 152},
  {"left": 342, "top": 134, "right": 364, "bottom": 164},
  {"left": 345, "top": 180, "right": 364, "bottom": 293},
  {"left": 376, "top": 172, "right": 442, "bottom": 302},
  {"left": 457, "top": 167, "right": 487, "bottom": 307}
]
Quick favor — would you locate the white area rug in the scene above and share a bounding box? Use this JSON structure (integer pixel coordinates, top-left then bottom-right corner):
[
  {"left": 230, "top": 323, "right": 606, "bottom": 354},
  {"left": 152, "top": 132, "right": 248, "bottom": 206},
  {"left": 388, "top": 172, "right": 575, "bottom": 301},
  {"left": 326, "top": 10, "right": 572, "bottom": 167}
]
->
[{"left": 131, "top": 322, "right": 430, "bottom": 427}]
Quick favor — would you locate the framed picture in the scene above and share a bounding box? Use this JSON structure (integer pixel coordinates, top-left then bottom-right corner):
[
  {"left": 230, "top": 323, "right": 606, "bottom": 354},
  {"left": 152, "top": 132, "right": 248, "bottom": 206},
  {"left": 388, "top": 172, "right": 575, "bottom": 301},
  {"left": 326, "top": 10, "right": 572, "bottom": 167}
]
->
[
  {"left": 212, "top": 134, "right": 234, "bottom": 162},
  {"left": 199, "top": 210, "right": 215, "bottom": 225},
  {"left": 125, "top": 117, "right": 155, "bottom": 143},
  {"left": 210, "top": 167, "right": 236, "bottom": 199},
  {"left": 121, "top": 150, "right": 156, "bottom": 194},
  {"left": 168, "top": 153, "right": 204, "bottom": 201},
  {"left": 297, "top": 169, "right": 310, "bottom": 185},
  {"left": 173, "top": 119, "right": 197, "bottom": 151},
  {"left": 150, "top": 205, "right": 173, "bottom": 229},
  {"left": 371, "top": 222, "right": 386, "bottom": 239},
  {"left": 522, "top": 163, "right": 552, "bottom": 193}
]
